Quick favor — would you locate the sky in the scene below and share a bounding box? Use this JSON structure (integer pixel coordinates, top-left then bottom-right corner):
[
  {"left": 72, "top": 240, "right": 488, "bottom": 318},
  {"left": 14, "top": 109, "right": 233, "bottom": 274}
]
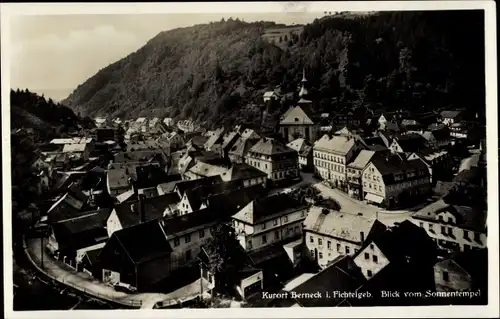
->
[{"left": 9, "top": 12, "right": 327, "bottom": 101}]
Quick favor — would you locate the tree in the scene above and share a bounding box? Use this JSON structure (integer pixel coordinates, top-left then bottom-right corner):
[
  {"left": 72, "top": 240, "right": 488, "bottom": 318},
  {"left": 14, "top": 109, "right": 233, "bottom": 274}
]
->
[{"left": 200, "top": 223, "right": 249, "bottom": 297}]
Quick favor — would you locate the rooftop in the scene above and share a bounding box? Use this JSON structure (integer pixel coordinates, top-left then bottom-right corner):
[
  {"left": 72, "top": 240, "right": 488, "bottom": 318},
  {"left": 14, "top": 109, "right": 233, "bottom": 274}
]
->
[
  {"left": 347, "top": 150, "right": 376, "bottom": 169},
  {"left": 280, "top": 105, "right": 315, "bottom": 125},
  {"left": 313, "top": 134, "right": 357, "bottom": 155},
  {"left": 249, "top": 137, "right": 296, "bottom": 156}
]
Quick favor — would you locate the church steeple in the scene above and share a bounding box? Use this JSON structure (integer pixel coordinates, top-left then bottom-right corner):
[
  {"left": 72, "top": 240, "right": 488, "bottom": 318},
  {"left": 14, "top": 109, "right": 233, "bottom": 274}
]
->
[{"left": 299, "top": 67, "right": 309, "bottom": 98}]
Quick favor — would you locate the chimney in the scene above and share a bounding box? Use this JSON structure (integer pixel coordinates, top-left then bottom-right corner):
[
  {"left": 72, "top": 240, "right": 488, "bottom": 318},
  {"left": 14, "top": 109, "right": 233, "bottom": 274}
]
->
[{"left": 139, "top": 194, "right": 146, "bottom": 223}]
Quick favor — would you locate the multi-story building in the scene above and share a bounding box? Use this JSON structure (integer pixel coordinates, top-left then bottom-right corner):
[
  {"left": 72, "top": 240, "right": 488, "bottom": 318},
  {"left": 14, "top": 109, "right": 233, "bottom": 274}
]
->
[
  {"left": 303, "top": 206, "right": 387, "bottom": 269},
  {"left": 410, "top": 199, "right": 487, "bottom": 252},
  {"left": 346, "top": 150, "right": 376, "bottom": 200},
  {"left": 440, "top": 110, "right": 464, "bottom": 126},
  {"left": 232, "top": 193, "right": 309, "bottom": 252},
  {"left": 313, "top": 134, "right": 365, "bottom": 187},
  {"left": 362, "top": 152, "right": 431, "bottom": 209},
  {"left": 245, "top": 137, "right": 299, "bottom": 184},
  {"left": 228, "top": 128, "right": 261, "bottom": 164},
  {"left": 407, "top": 149, "right": 453, "bottom": 184}
]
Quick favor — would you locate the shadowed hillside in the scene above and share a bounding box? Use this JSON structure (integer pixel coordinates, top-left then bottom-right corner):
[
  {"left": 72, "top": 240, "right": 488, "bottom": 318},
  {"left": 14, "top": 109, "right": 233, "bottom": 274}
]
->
[{"left": 62, "top": 11, "right": 485, "bottom": 129}]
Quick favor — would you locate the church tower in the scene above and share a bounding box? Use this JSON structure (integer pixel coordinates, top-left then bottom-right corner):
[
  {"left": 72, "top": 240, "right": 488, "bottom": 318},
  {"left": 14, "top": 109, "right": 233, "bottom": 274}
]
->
[{"left": 298, "top": 67, "right": 309, "bottom": 98}]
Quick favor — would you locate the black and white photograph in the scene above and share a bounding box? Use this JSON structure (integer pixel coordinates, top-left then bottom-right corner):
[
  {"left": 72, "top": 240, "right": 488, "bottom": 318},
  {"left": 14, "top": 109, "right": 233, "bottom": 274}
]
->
[{"left": 2, "top": 2, "right": 498, "bottom": 318}]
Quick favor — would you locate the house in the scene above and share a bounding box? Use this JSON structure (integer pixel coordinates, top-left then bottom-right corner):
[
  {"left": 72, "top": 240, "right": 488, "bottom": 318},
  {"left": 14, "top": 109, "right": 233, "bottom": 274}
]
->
[
  {"left": 353, "top": 220, "right": 437, "bottom": 280},
  {"left": 173, "top": 175, "right": 223, "bottom": 198},
  {"left": 245, "top": 137, "right": 300, "bottom": 184},
  {"left": 106, "top": 167, "right": 133, "bottom": 196},
  {"left": 232, "top": 193, "right": 309, "bottom": 252},
  {"left": 220, "top": 163, "right": 268, "bottom": 187},
  {"left": 107, "top": 193, "right": 180, "bottom": 236},
  {"left": 47, "top": 208, "right": 111, "bottom": 267},
  {"left": 204, "top": 127, "right": 225, "bottom": 153},
  {"left": 183, "top": 161, "right": 230, "bottom": 181},
  {"left": 420, "top": 128, "right": 451, "bottom": 149},
  {"left": 362, "top": 152, "right": 431, "bottom": 209},
  {"left": 449, "top": 122, "right": 469, "bottom": 139},
  {"left": 263, "top": 91, "right": 280, "bottom": 103},
  {"left": 269, "top": 255, "right": 366, "bottom": 307},
  {"left": 407, "top": 149, "right": 453, "bottom": 184},
  {"left": 62, "top": 143, "right": 90, "bottom": 161},
  {"left": 287, "top": 138, "right": 313, "bottom": 171},
  {"left": 46, "top": 185, "right": 91, "bottom": 223},
  {"left": 228, "top": 129, "right": 261, "bottom": 164},
  {"left": 176, "top": 180, "right": 262, "bottom": 216},
  {"left": 346, "top": 150, "right": 376, "bottom": 200},
  {"left": 279, "top": 105, "right": 319, "bottom": 143},
  {"left": 98, "top": 220, "right": 173, "bottom": 292},
  {"left": 362, "top": 136, "right": 390, "bottom": 152},
  {"left": 220, "top": 131, "right": 241, "bottom": 159},
  {"left": 389, "top": 133, "right": 430, "bottom": 154},
  {"left": 148, "top": 117, "right": 169, "bottom": 135},
  {"left": 77, "top": 246, "right": 103, "bottom": 277},
  {"left": 166, "top": 131, "right": 184, "bottom": 149},
  {"left": 163, "top": 118, "right": 174, "bottom": 127},
  {"left": 351, "top": 221, "right": 438, "bottom": 306},
  {"left": 440, "top": 110, "right": 464, "bottom": 126},
  {"left": 410, "top": 199, "right": 487, "bottom": 252},
  {"left": 94, "top": 117, "right": 109, "bottom": 128},
  {"left": 304, "top": 206, "right": 387, "bottom": 269},
  {"left": 434, "top": 249, "right": 487, "bottom": 295},
  {"left": 313, "top": 134, "right": 365, "bottom": 188}
]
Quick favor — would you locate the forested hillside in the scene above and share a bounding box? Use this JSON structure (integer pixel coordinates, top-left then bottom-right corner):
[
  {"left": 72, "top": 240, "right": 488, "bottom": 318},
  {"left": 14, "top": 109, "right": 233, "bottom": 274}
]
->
[
  {"left": 62, "top": 11, "right": 485, "bottom": 128},
  {"left": 10, "top": 89, "right": 88, "bottom": 141}
]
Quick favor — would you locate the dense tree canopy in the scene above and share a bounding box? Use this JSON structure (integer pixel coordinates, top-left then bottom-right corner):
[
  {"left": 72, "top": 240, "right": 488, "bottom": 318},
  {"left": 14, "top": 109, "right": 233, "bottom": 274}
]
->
[{"left": 62, "top": 11, "right": 484, "bottom": 129}]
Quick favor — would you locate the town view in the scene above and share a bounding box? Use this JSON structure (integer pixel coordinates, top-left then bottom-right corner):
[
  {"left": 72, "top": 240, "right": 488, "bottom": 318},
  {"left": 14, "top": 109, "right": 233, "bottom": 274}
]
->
[{"left": 7, "top": 7, "right": 491, "bottom": 313}]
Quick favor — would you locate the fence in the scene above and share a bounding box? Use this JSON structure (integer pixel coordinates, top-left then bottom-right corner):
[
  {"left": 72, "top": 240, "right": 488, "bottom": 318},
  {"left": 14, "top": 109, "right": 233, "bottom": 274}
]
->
[{"left": 22, "top": 236, "right": 143, "bottom": 308}]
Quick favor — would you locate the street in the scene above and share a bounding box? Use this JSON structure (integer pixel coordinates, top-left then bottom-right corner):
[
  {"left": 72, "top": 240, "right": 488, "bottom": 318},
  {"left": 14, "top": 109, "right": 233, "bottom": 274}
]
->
[{"left": 273, "top": 172, "right": 417, "bottom": 226}]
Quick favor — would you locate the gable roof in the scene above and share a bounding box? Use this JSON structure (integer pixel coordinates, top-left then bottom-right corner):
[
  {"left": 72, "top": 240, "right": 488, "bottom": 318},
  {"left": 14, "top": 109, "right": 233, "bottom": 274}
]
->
[
  {"left": 187, "top": 161, "right": 229, "bottom": 178},
  {"left": 363, "top": 220, "right": 437, "bottom": 265},
  {"left": 411, "top": 199, "right": 487, "bottom": 233},
  {"left": 221, "top": 163, "right": 267, "bottom": 181},
  {"left": 112, "top": 220, "right": 172, "bottom": 264},
  {"left": 313, "top": 134, "right": 358, "bottom": 156},
  {"left": 221, "top": 131, "right": 240, "bottom": 150},
  {"left": 303, "top": 206, "right": 386, "bottom": 244},
  {"left": 369, "top": 153, "right": 429, "bottom": 185},
  {"left": 52, "top": 208, "right": 111, "bottom": 252},
  {"left": 232, "top": 193, "right": 307, "bottom": 224},
  {"left": 206, "top": 184, "right": 267, "bottom": 219},
  {"left": 392, "top": 133, "right": 429, "bottom": 153},
  {"left": 62, "top": 143, "right": 87, "bottom": 153},
  {"left": 249, "top": 137, "right": 296, "bottom": 156},
  {"left": 347, "top": 150, "right": 376, "bottom": 169},
  {"left": 228, "top": 136, "right": 259, "bottom": 157},
  {"left": 113, "top": 193, "right": 180, "bottom": 228},
  {"left": 290, "top": 255, "right": 365, "bottom": 307},
  {"left": 161, "top": 208, "right": 218, "bottom": 236},
  {"left": 287, "top": 138, "right": 312, "bottom": 157},
  {"left": 174, "top": 175, "right": 224, "bottom": 196},
  {"left": 204, "top": 127, "right": 225, "bottom": 150},
  {"left": 280, "top": 105, "right": 315, "bottom": 125}
]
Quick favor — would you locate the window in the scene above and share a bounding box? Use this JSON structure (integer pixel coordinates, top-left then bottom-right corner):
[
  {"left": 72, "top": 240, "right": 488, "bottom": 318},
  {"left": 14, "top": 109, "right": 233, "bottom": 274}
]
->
[
  {"left": 199, "top": 229, "right": 205, "bottom": 238},
  {"left": 319, "top": 252, "right": 323, "bottom": 259},
  {"left": 248, "top": 240, "right": 253, "bottom": 249},
  {"left": 310, "top": 249, "right": 314, "bottom": 256},
  {"left": 327, "top": 241, "right": 331, "bottom": 249},
  {"left": 310, "top": 236, "right": 314, "bottom": 243},
  {"left": 367, "top": 270, "right": 373, "bottom": 277},
  {"left": 373, "top": 255, "right": 378, "bottom": 263},
  {"left": 318, "top": 238, "right": 323, "bottom": 246},
  {"left": 442, "top": 271, "right": 449, "bottom": 282},
  {"left": 185, "top": 234, "right": 191, "bottom": 243},
  {"left": 429, "top": 224, "right": 434, "bottom": 232},
  {"left": 284, "top": 216, "right": 288, "bottom": 223},
  {"left": 274, "top": 230, "right": 279, "bottom": 240},
  {"left": 345, "top": 246, "right": 350, "bottom": 254},
  {"left": 273, "top": 219, "right": 278, "bottom": 226},
  {"left": 337, "top": 243, "right": 341, "bottom": 251},
  {"left": 441, "top": 226, "right": 446, "bottom": 234},
  {"left": 419, "top": 222, "right": 424, "bottom": 228},
  {"left": 301, "top": 211, "right": 306, "bottom": 217},
  {"left": 262, "top": 235, "right": 267, "bottom": 244},
  {"left": 370, "top": 244, "right": 374, "bottom": 250},
  {"left": 174, "top": 238, "right": 180, "bottom": 246},
  {"left": 262, "top": 223, "right": 266, "bottom": 230},
  {"left": 186, "top": 249, "right": 192, "bottom": 261},
  {"left": 463, "top": 230, "right": 469, "bottom": 240},
  {"left": 364, "top": 252, "right": 370, "bottom": 260}
]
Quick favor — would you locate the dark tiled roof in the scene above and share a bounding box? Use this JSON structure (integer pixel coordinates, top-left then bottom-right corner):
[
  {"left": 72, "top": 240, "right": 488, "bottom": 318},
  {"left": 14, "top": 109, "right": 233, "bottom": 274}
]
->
[
  {"left": 441, "top": 110, "right": 462, "bottom": 119},
  {"left": 161, "top": 208, "right": 218, "bottom": 236},
  {"left": 368, "top": 220, "right": 437, "bottom": 265},
  {"left": 228, "top": 137, "right": 259, "bottom": 157},
  {"left": 437, "top": 249, "right": 488, "bottom": 284},
  {"left": 114, "top": 193, "right": 180, "bottom": 228},
  {"left": 184, "top": 179, "right": 246, "bottom": 211},
  {"left": 113, "top": 220, "right": 172, "bottom": 264},
  {"left": 370, "top": 153, "right": 429, "bottom": 185},
  {"left": 232, "top": 193, "right": 307, "bottom": 224},
  {"left": 249, "top": 137, "right": 295, "bottom": 156},
  {"left": 174, "top": 175, "right": 224, "bottom": 195},
  {"left": 291, "top": 255, "right": 365, "bottom": 307},
  {"left": 206, "top": 184, "right": 267, "bottom": 219},
  {"left": 84, "top": 247, "right": 102, "bottom": 266},
  {"left": 114, "top": 150, "right": 168, "bottom": 165},
  {"left": 221, "top": 163, "right": 267, "bottom": 181},
  {"left": 393, "top": 133, "right": 429, "bottom": 153},
  {"left": 52, "top": 208, "right": 111, "bottom": 252}
]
